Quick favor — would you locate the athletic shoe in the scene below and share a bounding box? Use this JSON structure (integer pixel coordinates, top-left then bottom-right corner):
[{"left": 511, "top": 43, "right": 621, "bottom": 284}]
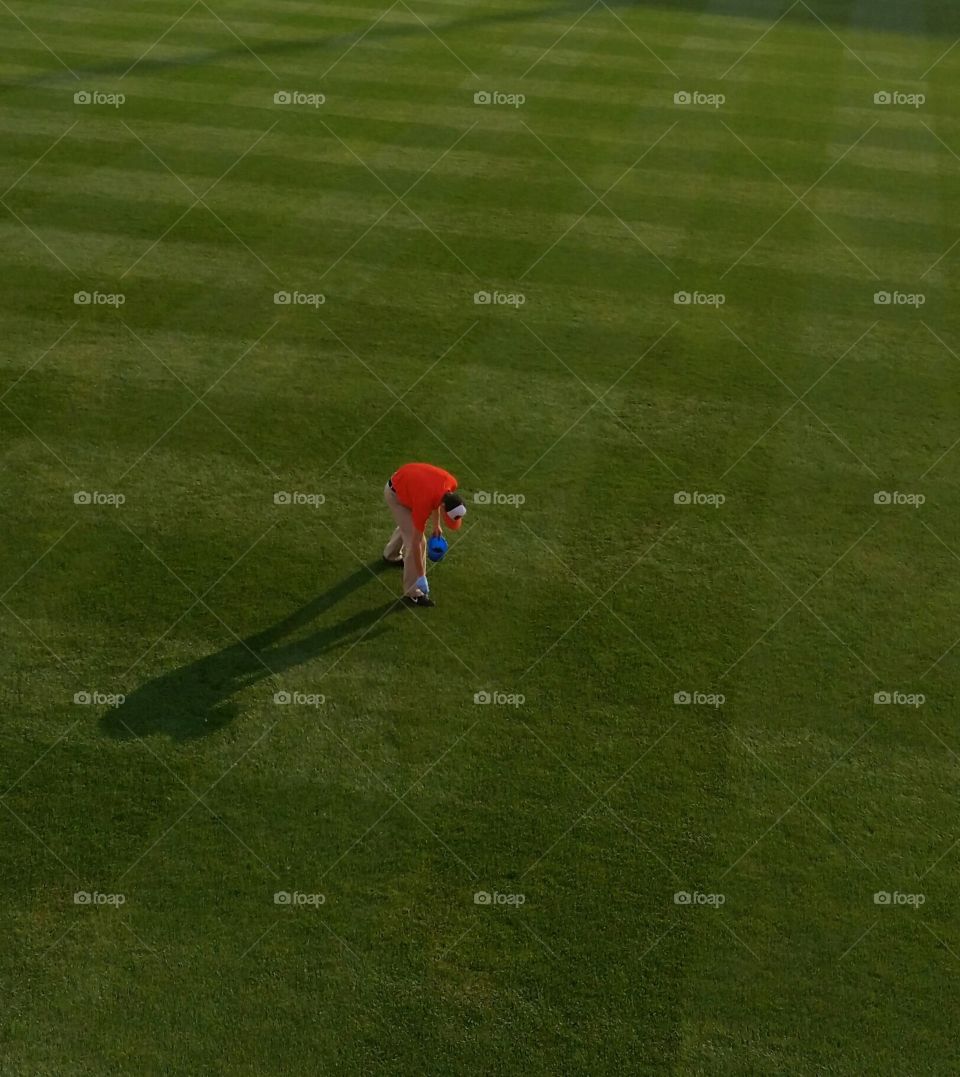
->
[
  {"left": 402, "top": 594, "right": 435, "bottom": 608},
  {"left": 382, "top": 556, "right": 403, "bottom": 568}
]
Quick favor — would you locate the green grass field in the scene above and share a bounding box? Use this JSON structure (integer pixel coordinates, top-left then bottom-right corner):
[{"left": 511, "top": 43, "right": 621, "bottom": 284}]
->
[{"left": 4, "top": 1, "right": 960, "bottom": 1072}]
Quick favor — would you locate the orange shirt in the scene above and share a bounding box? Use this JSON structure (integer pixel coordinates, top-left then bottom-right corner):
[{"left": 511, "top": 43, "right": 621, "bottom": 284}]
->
[{"left": 391, "top": 463, "right": 458, "bottom": 532}]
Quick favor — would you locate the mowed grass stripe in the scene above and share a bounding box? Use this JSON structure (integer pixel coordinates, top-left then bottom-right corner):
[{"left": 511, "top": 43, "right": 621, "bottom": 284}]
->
[
  {"left": 14, "top": 299, "right": 950, "bottom": 486},
  {"left": 3, "top": 109, "right": 956, "bottom": 210},
  {"left": 4, "top": 1, "right": 956, "bottom": 94},
  {"left": 6, "top": 94, "right": 953, "bottom": 216},
  {"left": 523, "top": 29, "right": 935, "bottom": 81},
  {"left": 1, "top": 162, "right": 947, "bottom": 291},
  {"left": 663, "top": 24, "right": 960, "bottom": 1062},
  {"left": 10, "top": 0, "right": 395, "bottom": 37},
  {"left": 6, "top": 67, "right": 960, "bottom": 169},
  {"left": 0, "top": 2, "right": 494, "bottom": 87},
  {"left": 715, "top": 78, "right": 943, "bottom": 628},
  {"left": 1, "top": 0, "right": 399, "bottom": 53},
  {"left": 0, "top": 206, "right": 948, "bottom": 333},
  {"left": 0, "top": 221, "right": 904, "bottom": 332},
  {"left": 0, "top": 125, "right": 948, "bottom": 316},
  {"left": 0, "top": 0, "right": 813, "bottom": 96},
  {"left": 421, "top": 383, "right": 719, "bottom": 1073}
]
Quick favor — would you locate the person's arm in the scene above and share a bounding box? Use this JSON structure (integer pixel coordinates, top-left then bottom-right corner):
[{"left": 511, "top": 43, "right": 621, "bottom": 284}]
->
[{"left": 428, "top": 507, "right": 442, "bottom": 538}]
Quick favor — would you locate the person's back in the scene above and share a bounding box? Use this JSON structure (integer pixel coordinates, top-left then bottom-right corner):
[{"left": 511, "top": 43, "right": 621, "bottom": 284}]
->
[{"left": 391, "top": 463, "right": 459, "bottom": 532}]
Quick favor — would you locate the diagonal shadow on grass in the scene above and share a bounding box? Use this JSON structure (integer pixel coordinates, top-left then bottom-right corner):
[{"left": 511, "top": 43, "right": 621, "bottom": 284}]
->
[{"left": 101, "top": 562, "right": 396, "bottom": 741}]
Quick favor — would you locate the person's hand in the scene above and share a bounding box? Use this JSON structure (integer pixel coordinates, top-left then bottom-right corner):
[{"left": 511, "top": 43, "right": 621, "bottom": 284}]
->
[
  {"left": 432, "top": 524, "right": 442, "bottom": 538},
  {"left": 415, "top": 575, "right": 430, "bottom": 595}
]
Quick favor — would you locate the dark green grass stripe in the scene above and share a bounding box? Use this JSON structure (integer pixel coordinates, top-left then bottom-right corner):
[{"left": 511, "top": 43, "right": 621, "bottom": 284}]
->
[
  {"left": 4, "top": 96, "right": 960, "bottom": 183},
  {"left": 0, "top": 136, "right": 953, "bottom": 242},
  {"left": 0, "top": 181, "right": 948, "bottom": 293},
  {"left": 2, "top": 140, "right": 949, "bottom": 236},
  {"left": 2, "top": 118, "right": 954, "bottom": 236},
  {"left": 9, "top": 0, "right": 960, "bottom": 85}
]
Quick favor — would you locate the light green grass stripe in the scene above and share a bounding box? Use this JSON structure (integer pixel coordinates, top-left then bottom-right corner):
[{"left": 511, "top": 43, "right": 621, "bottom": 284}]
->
[
  {"left": 4, "top": 112, "right": 953, "bottom": 205},
  {"left": 3, "top": 122, "right": 954, "bottom": 224}
]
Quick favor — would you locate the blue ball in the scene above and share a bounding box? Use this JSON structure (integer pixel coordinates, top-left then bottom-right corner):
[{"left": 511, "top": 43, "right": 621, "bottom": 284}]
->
[{"left": 427, "top": 536, "right": 448, "bottom": 563}]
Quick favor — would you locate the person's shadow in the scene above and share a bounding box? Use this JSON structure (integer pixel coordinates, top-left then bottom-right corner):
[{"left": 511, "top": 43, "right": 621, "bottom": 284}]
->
[{"left": 102, "top": 563, "right": 397, "bottom": 741}]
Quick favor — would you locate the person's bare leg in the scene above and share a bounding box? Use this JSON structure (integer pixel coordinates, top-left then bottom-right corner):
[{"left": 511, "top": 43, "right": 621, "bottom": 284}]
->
[
  {"left": 383, "top": 483, "right": 406, "bottom": 562},
  {"left": 401, "top": 523, "right": 425, "bottom": 596},
  {"left": 384, "top": 484, "right": 425, "bottom": 596},
  {"left": 383, "top": 526, "right": 403, "bottom": 561}
]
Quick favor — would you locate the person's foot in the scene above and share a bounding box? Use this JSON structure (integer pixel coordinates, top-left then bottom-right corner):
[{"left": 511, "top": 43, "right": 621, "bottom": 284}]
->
[
  {"left": 382, "top": 556, "right": 403, "bottom": 568},
  {"left": 402, "top": 594, "right": 435, "bottom": 608}
]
